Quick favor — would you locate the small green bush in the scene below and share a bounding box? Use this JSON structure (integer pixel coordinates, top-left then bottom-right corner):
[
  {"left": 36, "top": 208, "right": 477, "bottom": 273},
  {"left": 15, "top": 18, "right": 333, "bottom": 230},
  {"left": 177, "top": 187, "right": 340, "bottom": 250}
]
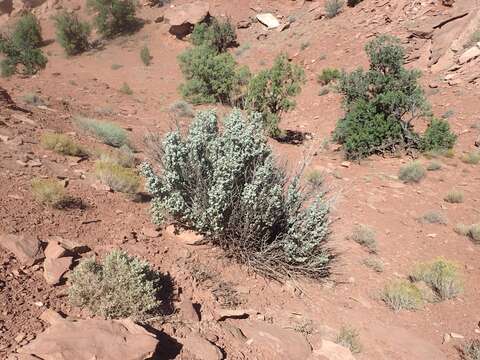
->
[
  {"left": 398, "top": 161, "right": 426, "bottom": 183},
  {"left": 75, "top": 116, "right": 128, "bottom": 147},
  {"left": 317, "top": 68, "right": 340, "bottom": 85},
  {"left": 349, "top": 224, "right": 377, "bottom": 253},
  {"left": 0, "top": 13, "right": 47, "bottom": 76},
  {"left": 336, "top": 326, "right": 362, "bottom": 354},
  {"left": 463, "top": 339, "right": 480, "bottom": 360},
  {"left": 426, "top": 160, "right": 442, "bottom": 171},
  {"left": 69, "top": 250, "right": 161, "bottom": 319},
  {"left": 31, "top": 178, "right": 68, "bottom": 208},
  {"left": 461, "top": 151, "right": 480, "bottom": 165},
  {"left": 191, "top": 17, "right": 237, "bottom": 53},
  {"left": 444, "top": 190, "right": 464, "bottom": 204},
  {"left": 362, "top": 257, "right": 384, "bottom": 272},
  {"left": 140, "top": 45, "right": 151, "bottom": 66},
  {"left": 178, "top": 45, "right": 250, "bottom": 105},
  {"left": 421, "top": 118, "right": 456, "bottom": 152},
  {"left": 410, "top": 258, "right": 463, "bottom": 300},
  {"left": 41, "top": 133, "right": 85, "bottom": 156},
  {"left": 94, "top": 161, "right": 140, "bottom": 193},
  {"left": 325, "top": 0, "right": 344, "bottom": 18},
  {"left": 245, "top": 54, "right": 305, "bottom": 137},
  {"left": 119, "top": 82, "right": 133, "bottom": 95},
  {"left": 420, "top": 211, "right": 447, "bottom": 225},
  {"left": 382, "top": 280, "right": 423, "bottom": 311},
  {"left": 54, "top": 11, "right": 91, "bottom": 55},
  {"left": 87, "top": 0, "right": 138, "bottom": 38},
  {"left": 141, "top": 110, "right": 333, "bottom": 280},
  {"left": 334, "top": 35, "right": 429, "bottom": 159}
]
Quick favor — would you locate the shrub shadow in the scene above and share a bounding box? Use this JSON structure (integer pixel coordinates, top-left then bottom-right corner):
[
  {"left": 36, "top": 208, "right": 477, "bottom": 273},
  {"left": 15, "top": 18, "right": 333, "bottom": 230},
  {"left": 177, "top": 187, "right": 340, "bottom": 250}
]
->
[{"left": 274, "top": 130, "right": 312, "bottom": 145}]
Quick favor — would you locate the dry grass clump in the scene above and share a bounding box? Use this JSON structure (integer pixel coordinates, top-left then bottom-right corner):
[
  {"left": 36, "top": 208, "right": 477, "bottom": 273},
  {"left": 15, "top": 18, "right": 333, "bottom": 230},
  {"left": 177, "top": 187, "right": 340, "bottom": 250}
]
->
[
  {"left": 94, "top": 161, "right": 140, "bottom": 193},
  {"left": 381, "top": 280, "right": 423, "bottom": 311},
  {"left": 420, "top": 211, "right": 447, "bottom": 225},
  {"left": 22, "top": 93, "right": 45, "bottom": 106},
  {"left": 305, "top": 169, "right": 325, "bottom": 189},
  {"left": 410, "top": 258, "right": 463, "bottom": 300},
  {"left": 461, "top": 151, "right": 480, "bottom": 165},
  {"left": 41, "top": 133, "right": 85, "bottom": 157},
  {"left": 362, "top": 257, "right": 384, "bottom": 272},
  {"left": 99, "top": 145, "right": 135, "bottom": 168},
  {"left": 462, "top": 339, "right": 480, "bottom": 360},
  {"left": 349, "top": 224, "right": 377, "bottom": 253},
  {"left": 31, "top": 178, "right": 69, "bottom": 208},
  {"left": 455, "top": 224, "right": 480, "bottom": 244},
  {"left": 336, "top": 326, "right": 362, "bottom": 354},
  {"left": 69, "top": 250, "right": 162, "bottom": 319},
  {"left": 169, "top": 100, "right": 195, "bottom": 118},
  {"left": 426, "top": 160, "right": 442, "bottom": 171},
  {"left": 444, "top": 190, "right": 464, "bottom": 204},
  {"left": 398, "top": 161, "right": 426, "bottom": 183},
  {"left": 75, "top": 116, "right": 128, "bottom": 148}
]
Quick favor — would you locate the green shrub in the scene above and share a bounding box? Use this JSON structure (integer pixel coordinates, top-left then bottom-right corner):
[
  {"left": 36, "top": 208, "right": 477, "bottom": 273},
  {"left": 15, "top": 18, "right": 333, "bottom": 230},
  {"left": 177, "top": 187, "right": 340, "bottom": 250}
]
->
[
  {"left": 317, "top": 68, "right": 340, "bottom": 85},
  {"left": 398, "top": 161, "right": 426, "bottom": 183},
  {"left": 421, "top": 118, "right": 456, "bottom": 152},
  {"left": 410, "top": 258, "right": 463, "bottom": 300},
  {"left": 54, "top": 11, "right": 91, "bottom": 55},
  {"left": 87, "top": 0, "right": 138, "bottom": 38},
  {"left": 461, "top": 151, "right": 480, "bottom": 165},
  {"left": 444, "top": 190, "right": 464, "bottom": 204},
  {"left": 463, "top": 339, "right": 480, "bottom": 360},
  {"left": 119, "top": 82, "right": 133, "bottom": 95},
  {"left": 420, "top": 211, "right": 447, "bottom": 225},
  {"left": 141, "top": 110, "right": 333, "bottom": 280},
  {"left": 426, "top": 160, "right": 442, "bottom": 171},
  {"left": 140, "top": 45, "right": 151, "bottom": 65},
  {"left": 349, "top": 224, "right": 377, "bottom": 253},
  {"left": 245, "top": 54, "right": 305, "bottom": 137},
  {"left": 325, "top": 0, "right": 344, "bottom": 18},
  {"left": 382, "top": 280, "right": 423, "bottom": 311},
  {"left": 336, "top": 326, "right": 362, "bottom": 354},
  {"left": 0, "top": 13, "right": 47, "bottom": 76},
  {"left": 334, "top": 35, "right": 429, "bottom": 159},
  {"left": 94, "top": 161, "right": 140, "bottom": 193},
  {"left": 75, "top": 116, "right": 128, "bottom": 147},
  {"left": 178, "top": 45, "right": 250, "bottom": 105},
  {"left": 191, "top": 17, "right": 237, "bottom": 53},
  {"left": 31, "top": 178, "right": 68, "bottom": 208},
  {"left": 69, "top": 250, "right": 161, "bottom": 319},
  {"left": 362, "top": 257, "right": 384, "bottom": 272},
  {"left": 41, "top": 133, "right": 85, "bottom": 156}
]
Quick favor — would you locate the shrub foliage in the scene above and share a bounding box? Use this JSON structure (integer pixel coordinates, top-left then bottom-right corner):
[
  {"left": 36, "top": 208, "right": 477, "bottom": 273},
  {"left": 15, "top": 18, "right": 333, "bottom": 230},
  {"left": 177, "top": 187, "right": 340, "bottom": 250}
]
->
[
  {"left": 54, "top": 11, "right": 91, "bottom": 55},
  {"left": 75, "top": 116, "right": 129, "bottom": 147},
  {"left": 333, "top": 35, "right": 455, "bottom": 159},
  {"left": 191, "top": 17, "right": 237, "bottom": 53},
  {"left": 141, "top": 110, "right": 333, "bottom": 280},
  {"left": 69, "top": 250, "right": 161, "bottom": 319},
  {"left": 87, "top": 0, "right": 138, "bottom": 38},
  {"left": 0, "top": 13, "right": 47, "bottom": 76}
]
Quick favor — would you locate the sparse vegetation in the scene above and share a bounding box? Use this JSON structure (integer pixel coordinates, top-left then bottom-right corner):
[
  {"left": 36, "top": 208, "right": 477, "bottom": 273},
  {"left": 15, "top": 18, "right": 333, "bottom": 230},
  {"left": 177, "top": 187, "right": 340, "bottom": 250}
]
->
[
  {"left": 141, "top": 110, "right": 333, "bottom": 280},
  {"left": 54, "top": 11, "right": 91, "bottom": 55},
  {"left": 94, "top": 161, "right": 140, "bottom": 193},
  {"left": 111, "top": 63, "right": 123, "bottom": 70},
  {"left": 0, "top": 13, "right": 47, "bottom": 76},
  {"left": 317, "top": 68, "right": 341, "bottom": 85},
  {"left": 464, "top": 29, "right": 480, "bottom": 49},
  {"left": 99, "top": 144, "right": 135, "bottom": 168},
  {"left": 69, "top": 250, "right": 161, "bottom": 319},
  {"left": 420, "top": 211, "right": 447, "bottom": 225},
  {"left": 325, "top": 0, "right": 344, "bottom": 18},
  {"left": 336, "top": 326, "right": 362, "bottom": 354},
  {"left": 87, "top": 0, "right": 138, "bottom": 38},
  {"left": 410, "top": 258, "right": 463, "bottom": 300},
  {"left": 245, "top": 53, "right": 305, "bottom": 137},
  {"left": 426, "top": 160, "right": 442, "bottom": 171},
  {"left": 140, "top": 45, "right": 151, "bottom": 66},
  {"left": 75, "top": 116, "right": 128, "bottom": 147},
  {"left": 462, "top": 339, "right": 480, "bottom": 360},
  {"left": 444, "top": 190, "right": 464, "bottom": 204},
  {"left": 382, "top": 280, "right": 423, "bottom": 311},
  {"left": 22, "top": 93, "right": 45, "bottom": 106},
  {"left": 305, "top": 169, "right": 325, "bottom": 189},
  {"left": 333, "top": 35, "right": 432, "bottom": 160},
  {"left": 31, "top": 178, "right": 68, "bottom": 208},
  {"left": 421, "top": 118, "right": 456, "bottom": 152},
  {"left": 119, "top": 82, "right": 133, "bottom": 95},
  {"left": 41, "top": 133, "right": 85, "bottom": 156},
  {"left": 169, "top": 100, "right": 194, "bottom": 118},
  {"left": 349, "top": 224, "right": 377, "bottom": 253},
  {"left": 191, "top": 17, "right": 237, "bottom": 53},
  {"left": 362, "top": 257, "right": 384, "bottom": 272},
  {"left": 455, "top": 224, "right": 480, "bottom": 244},
  {"left": 398, "top": 162, "right": 426, "bottom": 183},
  {"left": 461, "top": 151, "right": 480, "bottom": 165}
]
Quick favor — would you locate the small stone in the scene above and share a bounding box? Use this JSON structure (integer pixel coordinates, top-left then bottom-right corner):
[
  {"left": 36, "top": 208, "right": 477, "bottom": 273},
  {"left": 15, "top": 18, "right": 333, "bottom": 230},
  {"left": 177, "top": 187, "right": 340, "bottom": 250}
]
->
[
  {"left": 179, "top": 298, "right": 200, "bottom": 322},
  {"left": 341, "top": 161, "right": 351, "bottom": 168},
  {"left": 443, "top": 333, "right": 451, "bottom": 343},
  {"left": 450, "top": 332, "right": 464, "bottom": 339},
  {"left": 43, "top": 257, "right": 73, "bottom": 285},
  {"left": 15, "top": 333, "right": 26, "bottom": 343},
  {"left": 39, "top": 308, "right": 65, "bottom": 325},
  {"left": 44, "top": 241, "right": 68, "bottom": 259}
]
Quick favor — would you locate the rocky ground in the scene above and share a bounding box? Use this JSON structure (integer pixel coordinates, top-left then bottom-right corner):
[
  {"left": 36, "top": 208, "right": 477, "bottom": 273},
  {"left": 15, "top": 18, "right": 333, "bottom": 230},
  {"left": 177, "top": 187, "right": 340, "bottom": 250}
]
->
[{"left": 0, "top": 0, "right": 480, "bottom": 359}]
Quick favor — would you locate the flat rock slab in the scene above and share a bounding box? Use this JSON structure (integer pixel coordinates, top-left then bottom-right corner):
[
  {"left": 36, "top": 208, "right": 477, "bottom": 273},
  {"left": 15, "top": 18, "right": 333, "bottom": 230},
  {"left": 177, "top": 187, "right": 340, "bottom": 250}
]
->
[
  {"left": 256, "top": 13, "right": 280, "bottom": 29},
  {"left": 43, "top": 257, "right": 73, "bottom": 285},
  {"left": 182, "top": 334, "right": 222, "bottom": 360},
  {"left": 164, "top": 1, "right": 209, "bottom": 37},
  {"left": 44, "top": 241, "right": 68, "bottom": 259},
  {"left": 240, "top": 320, "right": 312, "bottom": 360},
  {"left": 17, "top": 319, "right": 158, "bottom": 360},
  {"left": 312, "top": 340, "right": 355, "bottom": 360},
  {"left": 0, "top": 233, "right": 44, "bottom": 265}
]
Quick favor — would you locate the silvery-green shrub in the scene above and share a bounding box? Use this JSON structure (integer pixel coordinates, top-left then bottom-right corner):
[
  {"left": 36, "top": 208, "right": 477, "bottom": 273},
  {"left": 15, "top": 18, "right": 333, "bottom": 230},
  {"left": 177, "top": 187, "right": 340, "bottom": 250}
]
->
[{"left": 141, "top": 109, "right": 332, "bottom": 279}]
